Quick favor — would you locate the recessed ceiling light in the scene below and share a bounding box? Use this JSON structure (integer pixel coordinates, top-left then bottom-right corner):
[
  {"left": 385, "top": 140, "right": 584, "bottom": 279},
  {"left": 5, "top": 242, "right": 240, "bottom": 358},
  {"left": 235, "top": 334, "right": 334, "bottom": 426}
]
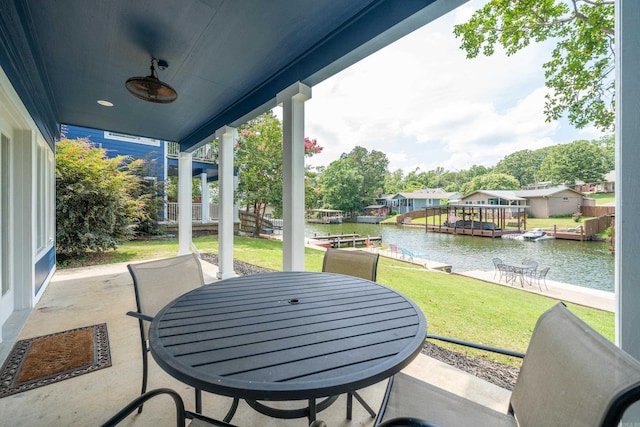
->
[{"left": 97, "top": 100, "right": 114, "bottom": 107}]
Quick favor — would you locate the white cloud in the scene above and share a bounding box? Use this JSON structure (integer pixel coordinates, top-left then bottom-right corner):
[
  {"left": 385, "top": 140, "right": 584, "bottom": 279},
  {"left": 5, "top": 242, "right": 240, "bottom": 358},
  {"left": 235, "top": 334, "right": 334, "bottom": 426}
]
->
[{"left": 304, "top": 0, "right": 601, "bottom": 174}]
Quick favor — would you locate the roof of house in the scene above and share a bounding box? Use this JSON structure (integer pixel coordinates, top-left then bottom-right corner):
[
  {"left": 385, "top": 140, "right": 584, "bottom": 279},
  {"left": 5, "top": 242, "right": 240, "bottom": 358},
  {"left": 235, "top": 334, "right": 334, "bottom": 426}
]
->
[
  {"left": 462, "top": 185, "right": 584, "bottom": 200},
  {"left": 393, "top": 190, "right": 457, "bottom": 200}
]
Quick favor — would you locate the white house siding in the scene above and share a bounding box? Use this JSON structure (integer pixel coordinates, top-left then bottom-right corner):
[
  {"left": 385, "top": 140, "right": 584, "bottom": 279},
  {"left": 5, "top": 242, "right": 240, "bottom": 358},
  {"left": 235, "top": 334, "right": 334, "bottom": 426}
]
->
[{"left": 0, "top": 65, "right": 55, "bottom": 352}]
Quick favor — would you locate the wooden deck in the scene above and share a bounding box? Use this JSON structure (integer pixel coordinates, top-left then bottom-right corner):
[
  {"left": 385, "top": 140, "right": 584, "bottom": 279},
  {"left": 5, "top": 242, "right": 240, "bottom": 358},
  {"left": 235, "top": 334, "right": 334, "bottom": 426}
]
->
[{"left": 426, "top": 224, "right": 512, "bottom": 238}]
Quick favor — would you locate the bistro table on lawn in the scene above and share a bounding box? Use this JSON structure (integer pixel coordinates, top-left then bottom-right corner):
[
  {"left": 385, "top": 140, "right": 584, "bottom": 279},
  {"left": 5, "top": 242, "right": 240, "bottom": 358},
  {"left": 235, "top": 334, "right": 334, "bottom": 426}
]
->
[
  {"left": 506, "top": 263, "right": 537, "bottom": 287},
  {"left": 149, "top": 271, "right": 427, "bottom": 423}
]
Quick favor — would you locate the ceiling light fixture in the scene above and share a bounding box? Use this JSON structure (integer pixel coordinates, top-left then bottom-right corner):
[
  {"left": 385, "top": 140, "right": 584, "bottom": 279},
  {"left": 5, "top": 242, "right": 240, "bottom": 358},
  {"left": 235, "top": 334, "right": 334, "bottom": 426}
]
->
[{"left": 125, "top": 58, "right": 177, "bottom": 104}]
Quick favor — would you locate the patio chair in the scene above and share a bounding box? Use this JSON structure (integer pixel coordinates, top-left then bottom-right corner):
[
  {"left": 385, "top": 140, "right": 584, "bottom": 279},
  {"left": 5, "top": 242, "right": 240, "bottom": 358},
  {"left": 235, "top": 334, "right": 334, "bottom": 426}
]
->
[
  {"left": 492, "top": 258, "right": 502, "bottom": 279},
  {"left": 322, "top": 248, "right": 379, "bottom": 419},
  {"left": 101, "top": 388, "right": 237, "bottom": 427},
  {"left": 389, "top": 244, "right": 401, "bottom": 258},
  {"left": 374, "top": 303, "right": 640, "bottom": 427},
  {"left": 496, "top": 263, "right": 515, "bottom": 284},
  {"left": 535, "top": 266, "right": 550, "bottom": 291},
  {"left": 521, "top": 259, "right": 538, "bottom": 284},
  {"left": 322, "top": 248, "right": 379, "bottom": 282},
  {"left": 127, "top": 254, "right": 235, "bottom": 415}
]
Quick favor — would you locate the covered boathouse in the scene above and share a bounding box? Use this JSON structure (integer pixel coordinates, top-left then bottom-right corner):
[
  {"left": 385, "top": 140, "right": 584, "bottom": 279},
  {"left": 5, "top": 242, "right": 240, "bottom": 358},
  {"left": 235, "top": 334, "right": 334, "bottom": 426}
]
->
[{"left": 424, "top": 205, "right": 528, "bottom": 238}]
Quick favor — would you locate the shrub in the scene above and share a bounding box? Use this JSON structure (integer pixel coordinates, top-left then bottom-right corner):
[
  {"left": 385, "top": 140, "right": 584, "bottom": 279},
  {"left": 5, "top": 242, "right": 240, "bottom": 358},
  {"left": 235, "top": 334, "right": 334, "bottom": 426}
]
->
[{"left": 56, "top": 138, "right": 145, "bottom": 258}]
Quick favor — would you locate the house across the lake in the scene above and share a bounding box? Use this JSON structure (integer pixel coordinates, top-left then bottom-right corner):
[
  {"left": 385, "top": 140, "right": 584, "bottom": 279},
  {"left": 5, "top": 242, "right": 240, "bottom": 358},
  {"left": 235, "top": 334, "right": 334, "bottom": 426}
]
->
[
  {"left": 459, "top": 185, "right": 587, "bottom": 218},
  {"left": 379, "top": 188, "right": 458, "bottom": 215}
]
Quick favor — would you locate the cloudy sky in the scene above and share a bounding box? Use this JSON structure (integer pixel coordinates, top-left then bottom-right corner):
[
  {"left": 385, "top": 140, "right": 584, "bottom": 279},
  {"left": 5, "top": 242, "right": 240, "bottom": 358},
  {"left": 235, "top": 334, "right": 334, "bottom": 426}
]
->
[{"left": 299, "top": 0, "right": 603, "bottom": 173}]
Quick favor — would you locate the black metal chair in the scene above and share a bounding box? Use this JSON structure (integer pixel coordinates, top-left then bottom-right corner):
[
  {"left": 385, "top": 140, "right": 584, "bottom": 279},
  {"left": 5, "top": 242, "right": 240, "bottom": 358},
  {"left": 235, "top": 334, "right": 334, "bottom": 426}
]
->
[
  {"left": 322, "top": 248, "right": 380, "bottom": 420},
  {"left": 100, "top": 388, "right": 236, "bottom": 427}
]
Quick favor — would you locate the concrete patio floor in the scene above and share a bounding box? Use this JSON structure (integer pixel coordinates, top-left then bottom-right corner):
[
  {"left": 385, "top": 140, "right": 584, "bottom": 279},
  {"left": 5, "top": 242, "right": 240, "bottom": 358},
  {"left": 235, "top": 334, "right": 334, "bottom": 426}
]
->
[{"left": 0, "top": 260, "right": 510, "bottom": 426}]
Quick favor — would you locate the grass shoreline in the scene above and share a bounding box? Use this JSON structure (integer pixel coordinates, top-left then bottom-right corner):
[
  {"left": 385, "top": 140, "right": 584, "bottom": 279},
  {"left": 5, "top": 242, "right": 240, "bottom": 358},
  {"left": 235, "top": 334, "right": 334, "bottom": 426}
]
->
[{"left": 59, "top": 234, "right": 614, "bottom": 366}]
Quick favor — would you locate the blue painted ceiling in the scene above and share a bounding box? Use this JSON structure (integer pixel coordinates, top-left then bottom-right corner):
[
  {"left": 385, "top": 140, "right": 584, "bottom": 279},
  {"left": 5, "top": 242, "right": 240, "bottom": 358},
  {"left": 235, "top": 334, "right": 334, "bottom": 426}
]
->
[{"left": 0, "top": 0, "right": 462, "bottom": 151}]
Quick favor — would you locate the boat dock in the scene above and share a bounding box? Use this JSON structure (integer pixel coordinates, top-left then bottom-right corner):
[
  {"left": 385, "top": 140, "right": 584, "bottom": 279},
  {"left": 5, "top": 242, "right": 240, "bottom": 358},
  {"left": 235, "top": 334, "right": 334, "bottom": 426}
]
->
[{"left": 306, "top": 233, "right": 382, "bottom": 248}]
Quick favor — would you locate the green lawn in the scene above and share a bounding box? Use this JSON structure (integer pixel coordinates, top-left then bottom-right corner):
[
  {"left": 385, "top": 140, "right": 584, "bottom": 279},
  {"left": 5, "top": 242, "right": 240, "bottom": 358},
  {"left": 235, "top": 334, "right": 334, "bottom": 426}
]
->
[{"left": 67, "top": 234, "right": 614, "bottom": 366}]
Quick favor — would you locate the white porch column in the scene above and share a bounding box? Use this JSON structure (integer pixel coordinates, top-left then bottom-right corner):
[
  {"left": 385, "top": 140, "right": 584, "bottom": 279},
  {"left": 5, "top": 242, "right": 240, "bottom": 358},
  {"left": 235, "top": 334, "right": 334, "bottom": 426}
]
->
[
  {"left": 277, "top": 82, "right": 311, "bottom": 271},
  {"left": 617, "top": 0, "right": 640, "bottom": 421},
  {"left": 201, "top": 172, "right": 209, "bottom": 224},
  {"left": 215, "top": 126, "right": 238, "bottom": 279},
  {"left": 233, "top": 175, "right": 240, "bottom": 223},
  {"left": 178, "top": 151, "right": 193, "bottom": 255}
]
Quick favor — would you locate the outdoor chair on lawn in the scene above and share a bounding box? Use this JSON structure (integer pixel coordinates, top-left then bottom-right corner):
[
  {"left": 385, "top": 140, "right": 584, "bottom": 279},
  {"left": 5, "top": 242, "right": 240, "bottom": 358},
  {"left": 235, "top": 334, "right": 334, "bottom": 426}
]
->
[
  {"left": 101, "top": 388, "right": 237, "bottom": 427},
  {"left": 374, "top": 303, "right": 640, "bottom": 427},
  {"left": 389, "top": 244, "right": 402, "bottom": 259},
  {"left": 127, "top": 254, "right": 238, "bottom": 417},
  {"left": 322, "top": 248, "right": 380, "bottom": 420}
]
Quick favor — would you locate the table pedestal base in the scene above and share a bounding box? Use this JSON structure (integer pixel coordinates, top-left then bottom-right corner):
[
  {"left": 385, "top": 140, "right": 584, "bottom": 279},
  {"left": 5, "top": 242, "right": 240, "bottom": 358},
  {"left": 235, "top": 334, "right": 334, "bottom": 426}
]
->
[{"left": 245, "top": 395, "right": 339, "bottom": 422}]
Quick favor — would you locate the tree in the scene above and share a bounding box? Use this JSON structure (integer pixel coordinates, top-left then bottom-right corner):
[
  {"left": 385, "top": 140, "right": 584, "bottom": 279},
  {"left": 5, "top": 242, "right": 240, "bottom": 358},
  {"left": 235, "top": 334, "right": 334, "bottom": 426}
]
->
[
  {"left": 494, "top": 147, "right": 552, "bottom": 186},
  {"left": 319, "top": 158, "right": 364, "bottom": 215},
  {"left": 383, "top": 169, "right": 405, "bottom": 194},
  {"left": 235, "top": 111, "right": 323, "bottom": 235},
  {"left": 460, "top": 173, "right": 521, "bottom": 194},
  {"left": 236, "top": 112, "right": 284, "bottom": 236},
  {"left": 454, "top": 0, "right": 615, "bottom": 131},
  {"left": 345, "top": 146, "right": 390, "bottom": 208},
  {"left": 56, "top": 138, "right": 144, "bottom": 258},
  {"left": 538, "top": 139, "right": 610, "bottom": 184}
]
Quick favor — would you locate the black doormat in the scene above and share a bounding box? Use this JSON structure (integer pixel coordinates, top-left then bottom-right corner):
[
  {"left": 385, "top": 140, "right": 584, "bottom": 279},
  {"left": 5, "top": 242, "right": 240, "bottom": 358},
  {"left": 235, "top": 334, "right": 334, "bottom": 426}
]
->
[{"left": 0, "top": 323, "right": 111, "bottom": 398}]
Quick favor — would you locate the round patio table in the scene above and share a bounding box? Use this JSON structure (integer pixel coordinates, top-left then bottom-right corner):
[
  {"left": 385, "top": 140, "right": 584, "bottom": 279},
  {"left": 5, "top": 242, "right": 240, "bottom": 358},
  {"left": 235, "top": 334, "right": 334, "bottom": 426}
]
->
[{"left": 149, "top": 271, "right": 427, "bottom": 422}]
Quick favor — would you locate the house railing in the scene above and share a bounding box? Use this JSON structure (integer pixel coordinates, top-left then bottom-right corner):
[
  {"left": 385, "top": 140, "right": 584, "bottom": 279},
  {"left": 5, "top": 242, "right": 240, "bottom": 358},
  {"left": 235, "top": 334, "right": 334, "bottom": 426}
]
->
[
  {"left": 165, "top": 202, "right": 220, "bottom": 223},
  {"left": 167, "top": 141, "right": 217, "bottom": 163}
]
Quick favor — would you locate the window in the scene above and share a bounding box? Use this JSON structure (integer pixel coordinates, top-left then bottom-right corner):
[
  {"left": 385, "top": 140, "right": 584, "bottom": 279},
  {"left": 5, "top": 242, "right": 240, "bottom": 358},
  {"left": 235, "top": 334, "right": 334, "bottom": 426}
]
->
[
  {"left": 36, "top": 140, "right": 54, "bottom": 254},
  {"left": 562, "top": 197, "right": 569, "bottom": 202}
]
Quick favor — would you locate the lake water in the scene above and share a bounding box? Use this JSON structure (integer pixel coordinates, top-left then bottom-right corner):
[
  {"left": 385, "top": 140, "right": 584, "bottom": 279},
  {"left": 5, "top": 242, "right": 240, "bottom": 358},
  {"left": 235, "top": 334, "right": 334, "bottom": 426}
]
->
[{"left": 305, "top": 223, "right": 615, "bottom": 293}]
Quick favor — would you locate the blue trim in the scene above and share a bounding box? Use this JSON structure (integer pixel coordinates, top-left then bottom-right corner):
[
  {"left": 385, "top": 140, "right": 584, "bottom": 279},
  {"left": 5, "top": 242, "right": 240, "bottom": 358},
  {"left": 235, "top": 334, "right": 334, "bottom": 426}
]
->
[
  {"left": 0, "top": 1, "right": 59, "bottom": 148},
  {"left": 35, "top": 246, "right": 55, "bottom": 296}
]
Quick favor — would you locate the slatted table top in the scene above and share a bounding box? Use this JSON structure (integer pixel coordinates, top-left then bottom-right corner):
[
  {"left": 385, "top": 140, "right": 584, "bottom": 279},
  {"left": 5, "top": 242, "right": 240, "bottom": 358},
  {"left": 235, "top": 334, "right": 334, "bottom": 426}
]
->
[{"left": 149, "top": 271, "right": 427, "bottom": 401}]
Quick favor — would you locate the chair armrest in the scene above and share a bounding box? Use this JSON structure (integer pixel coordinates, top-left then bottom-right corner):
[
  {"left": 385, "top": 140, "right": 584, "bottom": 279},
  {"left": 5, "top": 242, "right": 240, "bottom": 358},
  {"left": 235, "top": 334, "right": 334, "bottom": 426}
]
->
[
  {"left": 126, "top": 311, "right": 154, "bottom": 322},
  {"left": 101, "top": 388, "right": 237, "bottom": 427},
  {"left": 100, "top": 388, "right": 185, "bottom": 427},
  {"left": 426, "top": 334, "right": 525, "bottom": 359}
]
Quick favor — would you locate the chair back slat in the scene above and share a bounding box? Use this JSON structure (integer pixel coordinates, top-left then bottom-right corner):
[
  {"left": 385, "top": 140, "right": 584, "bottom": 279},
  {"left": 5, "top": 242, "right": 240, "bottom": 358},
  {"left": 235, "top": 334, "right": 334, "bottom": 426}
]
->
[
  {"left": 128, "top": 254, "right": 204, "bottom": 340},
  {"left": 510, "top": 303, "right": 640, "bottom": 426},
  {"left": 322, "top": 249, "right": 379, "bottom": 281}
]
